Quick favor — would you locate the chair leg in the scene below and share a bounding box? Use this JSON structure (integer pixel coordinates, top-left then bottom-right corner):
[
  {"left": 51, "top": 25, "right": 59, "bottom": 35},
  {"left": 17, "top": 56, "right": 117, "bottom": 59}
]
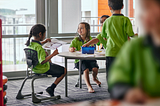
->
[
  {"left": 75, "top": 77, "right": 80, "bottom": 87},
  {"left": 31, "top": 76, "right": 61, "bottom": 103},
  {"left": 31, "top": 76, "right": 41, "bottom": 103},
  {"left": 16, "top": 76, "right": 32, "bottom": 99}
]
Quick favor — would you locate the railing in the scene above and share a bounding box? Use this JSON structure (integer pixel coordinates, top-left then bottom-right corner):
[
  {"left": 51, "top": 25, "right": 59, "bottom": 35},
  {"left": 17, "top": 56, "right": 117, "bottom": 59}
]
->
[
  {"left": 81, "top": 17, "right": 101, "bottom": 33},
  {"left": 81, "top": 17, "right": 136, "bottom": 33},
  {"left": 2, "top": 23, "right": 34, "bottom": 65},
  {"left": 2, "top": 37, "right": 28, "bottom": 65}
]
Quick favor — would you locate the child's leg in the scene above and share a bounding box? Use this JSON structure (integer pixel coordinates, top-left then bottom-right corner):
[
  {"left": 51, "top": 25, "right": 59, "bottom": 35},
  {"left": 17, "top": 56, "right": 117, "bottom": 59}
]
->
[
  {"left": 106, "top": 57, "right": 115, "bottom": 82},
  {"left": 83, "top": 68, "right": 94, "bottom": 93},
  {"left": 45, "top": 63, "right": 67, "bottom": 96},
  {"left": 92, "top": 68, "right": 101, "bottom": 85},
  {"left": 88, "top": 60, "right": 101, "bottom": 85},
  {"left": 53, "top": 68, "right": 67, "bottom": 85}
]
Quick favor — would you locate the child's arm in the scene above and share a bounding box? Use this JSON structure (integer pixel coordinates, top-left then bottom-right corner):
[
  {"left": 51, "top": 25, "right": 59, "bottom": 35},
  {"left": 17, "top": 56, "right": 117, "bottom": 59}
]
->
[
  {"left": 41, "top": 38, "right": 51, "bottom": 45},
  {"left": 82, "top": 38, "right": 99, "bottom": 47},
  {"left": 45, "top": 51, "right": 52, "bottom": 63},
  {"left": 41, "top": 48, "right": 58, "bottom": 64},
  {"left": 126, "top": 18, "right": 137, "bottom": 38}
]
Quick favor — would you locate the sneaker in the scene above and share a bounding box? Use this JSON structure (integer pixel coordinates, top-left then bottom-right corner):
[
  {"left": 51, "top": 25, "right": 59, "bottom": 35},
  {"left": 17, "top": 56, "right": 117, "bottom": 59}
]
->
[{"left": 46, "top": 87, "right": 54, "bottom": 97}]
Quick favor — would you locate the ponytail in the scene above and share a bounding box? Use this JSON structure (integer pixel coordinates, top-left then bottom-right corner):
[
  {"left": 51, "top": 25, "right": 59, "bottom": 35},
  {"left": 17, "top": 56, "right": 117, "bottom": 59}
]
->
[
  {"left": 25, "top": 30, "right": 32, "bottom": 46},
  {"left": 25, "top": 24, "right": 46, "bottom": 46}
]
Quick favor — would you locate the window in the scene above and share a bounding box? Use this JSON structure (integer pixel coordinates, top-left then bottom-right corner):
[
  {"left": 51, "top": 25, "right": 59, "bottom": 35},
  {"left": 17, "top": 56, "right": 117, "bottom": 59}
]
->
[
  {"left": 0, "top": 0, "right": 36, "bottom": 35},
  {"left": 58, "top": 0, "right": 136, "bottom": 34},
  {"left": 0, "top": 0, "right": 36, "bottom": 72}
]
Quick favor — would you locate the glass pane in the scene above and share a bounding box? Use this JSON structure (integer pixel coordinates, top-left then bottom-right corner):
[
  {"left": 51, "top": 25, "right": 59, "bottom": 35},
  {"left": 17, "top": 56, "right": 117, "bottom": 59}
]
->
[
  {"left": 2, "top": 26, "right": 33, "bottom": 35},
  {"left": 58, "top": 0, "right": 112, "bottom": 33},
  {"left": 2, "top": 38, "right": 28, "bottom": 72},
  {"left": 1, "top": 0, "right": 36, "bottom": 72},
  {"left": 0, "top": 0, "right": 36, "bottom": 35},
  {"left": 81, "top": 0, "right": 111, "bottom": 33}
]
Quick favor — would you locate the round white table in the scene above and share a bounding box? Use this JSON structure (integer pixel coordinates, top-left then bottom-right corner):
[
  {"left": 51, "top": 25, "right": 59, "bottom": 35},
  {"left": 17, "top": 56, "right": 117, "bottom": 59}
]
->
[{"left": 58, "top": 51, "right": 106, "bottom": 97}]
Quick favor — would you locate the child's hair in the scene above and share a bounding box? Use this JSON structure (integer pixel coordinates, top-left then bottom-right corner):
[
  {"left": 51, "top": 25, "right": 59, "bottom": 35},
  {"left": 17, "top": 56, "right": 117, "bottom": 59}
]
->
[
  {"left": 100, "top": 15, "right": 110, "bottom": 19},
  {"left": 25, "top": 24, "right": 46, "bottom": 46},
  {"left": 100, "top": 15, "right": 110, "bottom": 23},
  {"left": 77, "top": 22, "right": 90, "bottom": 42},
  {"left": 108, "top": 0, "right": 123, "bottom": 10}
]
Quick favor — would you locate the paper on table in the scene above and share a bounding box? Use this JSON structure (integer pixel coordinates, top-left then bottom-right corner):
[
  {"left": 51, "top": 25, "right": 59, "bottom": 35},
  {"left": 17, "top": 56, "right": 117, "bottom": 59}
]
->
[{"left": 42, "top": 38, "right": 67, "bottom": 50}]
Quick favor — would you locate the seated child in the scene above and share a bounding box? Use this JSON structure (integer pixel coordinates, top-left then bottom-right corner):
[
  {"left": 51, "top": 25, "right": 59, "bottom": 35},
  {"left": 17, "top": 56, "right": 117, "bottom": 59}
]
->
[
  {"left": 97, "top": 15, "right": 110, "bottom": 49},
  {"left": 108, "top": 0, "right": 160, "bottom": 104},
  {"left": 25, "top": 24, "right": 67, "bottom": 97},
  {"left": 69, "top": 22, "right": 101, "bottom": 93},
  {"left": 83, "top": 0, "right": 136, "bottom": 82}
]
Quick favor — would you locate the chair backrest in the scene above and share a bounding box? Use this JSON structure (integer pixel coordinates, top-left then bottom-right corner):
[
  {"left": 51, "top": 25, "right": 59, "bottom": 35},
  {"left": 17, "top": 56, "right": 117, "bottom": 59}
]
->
[{"left": 24, "top": 48, "right": 39, "bottom": 68}]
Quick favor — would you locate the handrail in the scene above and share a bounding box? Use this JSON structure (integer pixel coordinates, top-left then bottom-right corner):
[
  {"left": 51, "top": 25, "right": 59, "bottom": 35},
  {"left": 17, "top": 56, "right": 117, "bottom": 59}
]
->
[
  {"left": 2, "top": 33, "right": 100, "bottom": 38},
  {"left": 2, "top": 24, "right": 34, "bottom": 26}
]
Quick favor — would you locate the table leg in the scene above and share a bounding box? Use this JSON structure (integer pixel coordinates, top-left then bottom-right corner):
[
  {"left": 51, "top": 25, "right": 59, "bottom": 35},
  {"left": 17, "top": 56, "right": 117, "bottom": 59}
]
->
[
  {"left": 79, "top": 60, "right": 82, "bottom": 89},
  {"left": 65, "top": 58, "right": 68, "bottom": 97}
]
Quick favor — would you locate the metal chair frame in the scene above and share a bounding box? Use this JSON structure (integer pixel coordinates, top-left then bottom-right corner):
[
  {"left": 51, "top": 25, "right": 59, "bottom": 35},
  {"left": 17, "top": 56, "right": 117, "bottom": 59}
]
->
[{"left": 16, "top": 48, "right": 60, "bottom": 103}]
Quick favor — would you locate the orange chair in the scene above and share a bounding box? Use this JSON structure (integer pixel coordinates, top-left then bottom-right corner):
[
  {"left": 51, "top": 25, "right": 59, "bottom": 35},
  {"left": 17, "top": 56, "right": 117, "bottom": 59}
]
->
[{"left": 3, "top": 76, "right": 8, "bottom": 85}]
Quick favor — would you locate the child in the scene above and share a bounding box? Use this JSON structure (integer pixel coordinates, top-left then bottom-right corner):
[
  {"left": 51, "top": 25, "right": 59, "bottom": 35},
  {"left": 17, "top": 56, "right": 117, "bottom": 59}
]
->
[
  {"left": 83, "top": 0, "right": 135, "bottom": 81},
  {"left": 108, "top": 0, "right": 160, "bottom": 104},
  {"left": 69, "top": 22, "right": 101, "bottom": 93},
  {"left": 100, "top": 15, "right": 110, "bottom": 26},
  {"left": 25, "top": 24, "right": 67, "bottom": 97},
  {"left": 97, "top": 15, "right": 110, "bottom": 49}
]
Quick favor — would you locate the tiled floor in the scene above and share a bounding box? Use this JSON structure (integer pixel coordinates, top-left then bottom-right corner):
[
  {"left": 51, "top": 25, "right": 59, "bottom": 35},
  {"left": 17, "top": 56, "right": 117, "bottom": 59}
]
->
[{"left": 6, "top": 73, "right": 110, "bottom": 106}]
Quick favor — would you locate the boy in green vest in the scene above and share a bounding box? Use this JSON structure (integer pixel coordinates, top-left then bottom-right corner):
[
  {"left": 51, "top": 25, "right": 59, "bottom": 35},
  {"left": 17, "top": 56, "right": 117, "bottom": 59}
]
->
[
  {"left": 83, "top": 0, "right": 135, "bottom": 81},
  {"left": 109, "top": 0, "right": 160, "bottom": 104}
]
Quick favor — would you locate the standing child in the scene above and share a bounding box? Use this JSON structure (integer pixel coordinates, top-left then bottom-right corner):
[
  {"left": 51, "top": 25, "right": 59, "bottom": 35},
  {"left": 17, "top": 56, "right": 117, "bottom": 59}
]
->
[
  {"left": 83, "top": 0, "right": 136, "bottom": 82},
  {"left": 108, "top": 0, "right": 160, "bottom": 103},
  {"left": 25, "top": 24, "right": 67, "bottom": 97},
  {"left": 69, "top": 22, "right": 101, "bottom": 93}
]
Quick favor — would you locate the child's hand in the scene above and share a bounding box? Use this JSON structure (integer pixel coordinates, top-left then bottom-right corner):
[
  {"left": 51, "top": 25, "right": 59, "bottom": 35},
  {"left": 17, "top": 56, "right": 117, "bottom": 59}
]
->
[
  {"left": 82, "top": 43, "right": 89, "bottom": 47},
  {"left": 124, "top": 88, "right": 147, "bottom": 104},
  {"left": 69, "top": 47, "right": 76, "bottom": 52},
  {"left": 53, "top": 48, "right": 59, "bottom": 55},
  {"left": 44, "top": 38, "right": 51, "bottom": 43}
]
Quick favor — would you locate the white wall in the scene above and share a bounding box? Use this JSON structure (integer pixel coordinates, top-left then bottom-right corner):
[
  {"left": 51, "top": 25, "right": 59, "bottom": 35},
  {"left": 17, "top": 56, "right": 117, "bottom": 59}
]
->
[
  {"left": 134, "top": 0, "right": 145, "bottom": 36},
  {"left": 81, "top": 0, "right": 98, "bottom": 32},
  {"left": 58, "top": 0, "right": 81, "bottom": 33},
  {"left": 81, "top": 0, "right": 98, "bottom": 17}
]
